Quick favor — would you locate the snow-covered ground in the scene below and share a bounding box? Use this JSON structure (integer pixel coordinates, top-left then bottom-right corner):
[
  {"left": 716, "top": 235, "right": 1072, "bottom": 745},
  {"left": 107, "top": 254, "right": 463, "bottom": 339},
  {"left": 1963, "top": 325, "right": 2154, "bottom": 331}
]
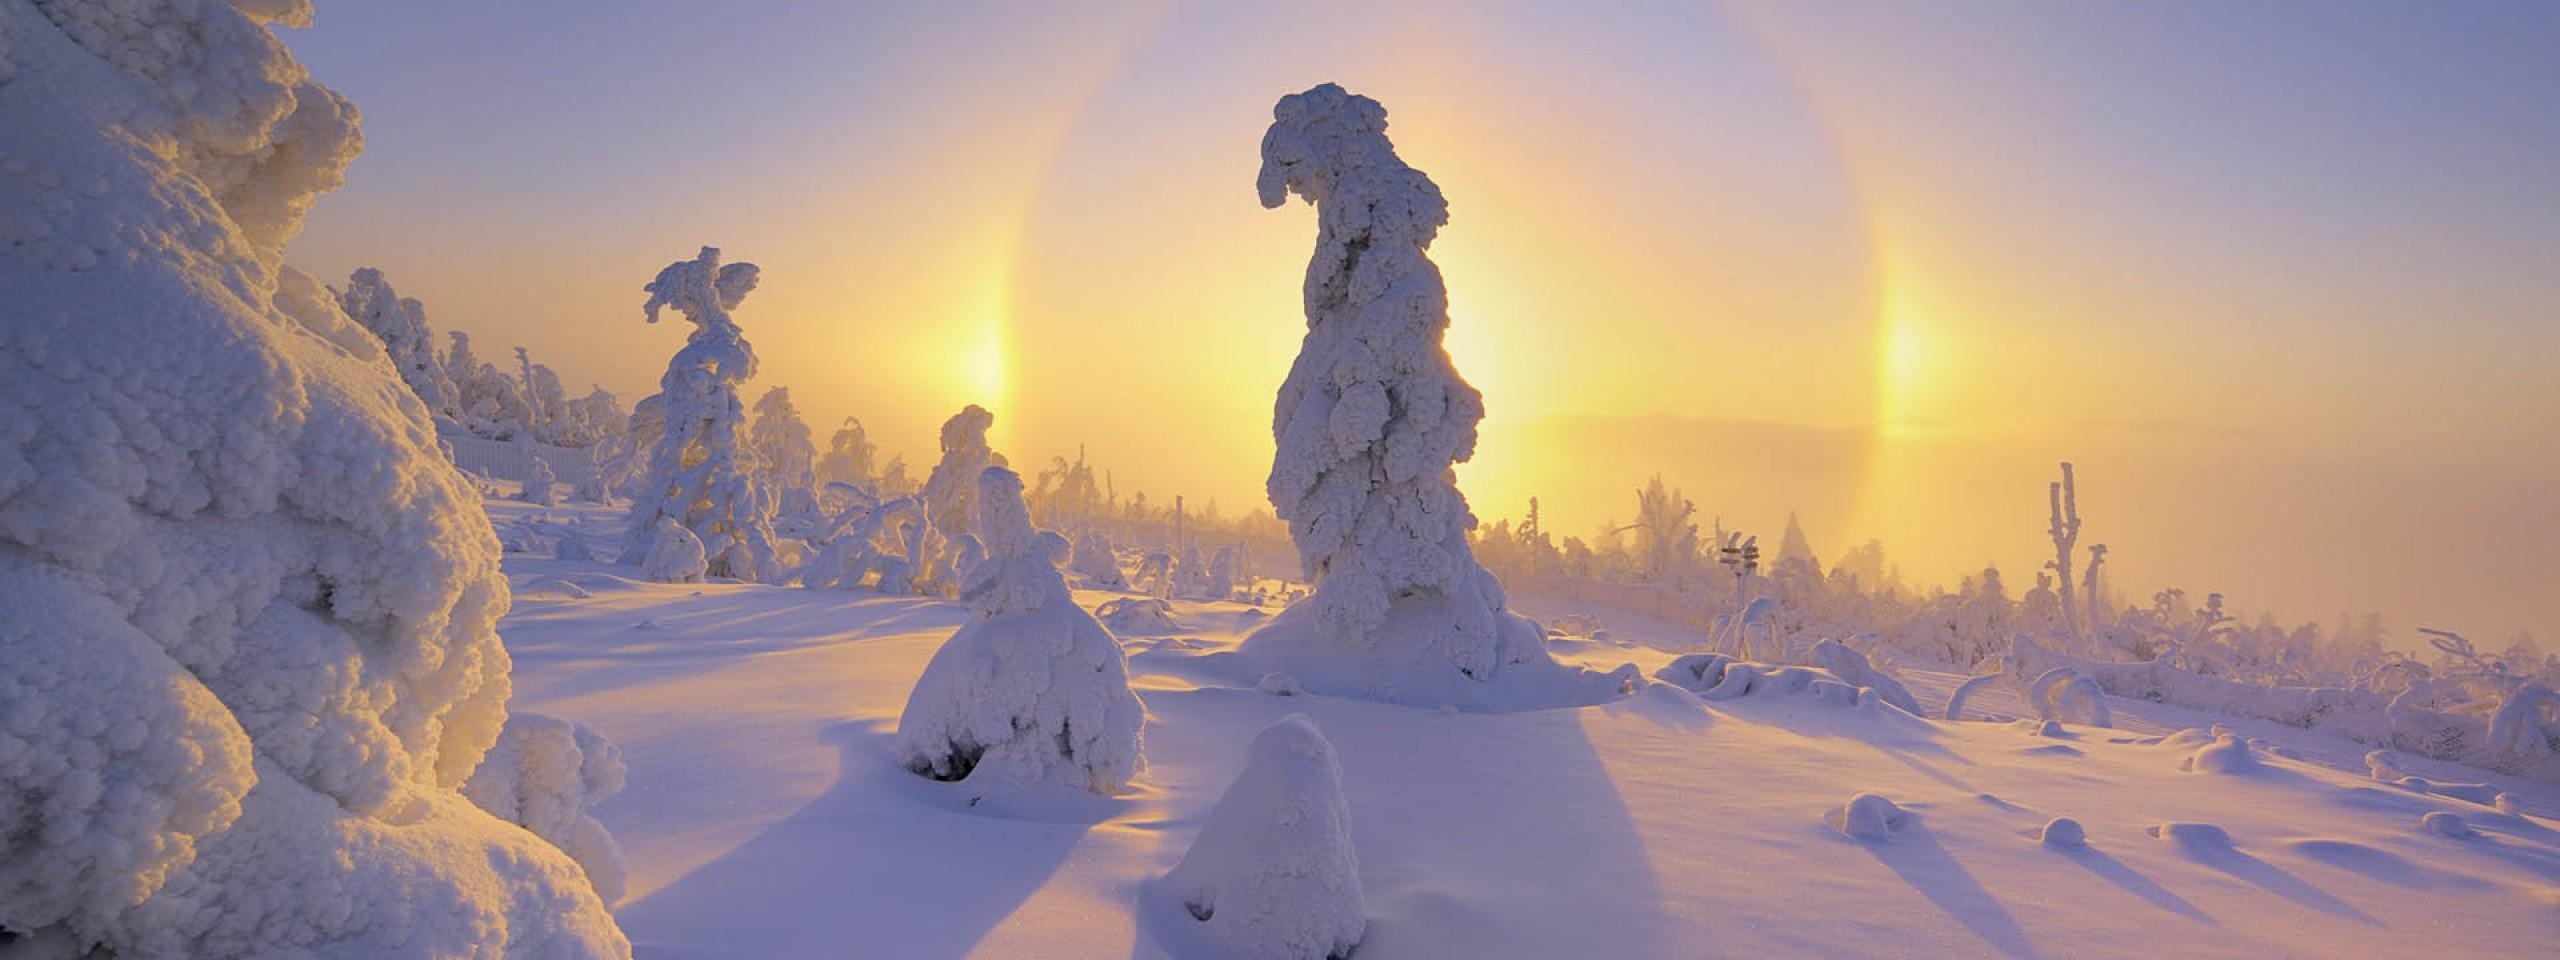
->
[{"left": 488, "top": 496, "right": 2560, "bottom": 959}]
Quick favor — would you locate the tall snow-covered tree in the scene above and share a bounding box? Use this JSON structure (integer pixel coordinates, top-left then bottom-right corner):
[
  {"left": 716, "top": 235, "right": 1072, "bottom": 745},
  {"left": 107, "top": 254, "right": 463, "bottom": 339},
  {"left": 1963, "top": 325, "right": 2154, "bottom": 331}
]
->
[
  {"left": 917, "top": 404, "right": 1004, "bottom": 588},
  {"left": 1245, "top": 84, "right": 1608, "bottom": 706},
  {"left": 0, "top": 3, "right": 625, "bottom": 955},
  {"left": 338, "top": 267, "right": 461, "bottom": 421},
  {"left": 619, "top": 247, "right": 782, "bottom": 582}
]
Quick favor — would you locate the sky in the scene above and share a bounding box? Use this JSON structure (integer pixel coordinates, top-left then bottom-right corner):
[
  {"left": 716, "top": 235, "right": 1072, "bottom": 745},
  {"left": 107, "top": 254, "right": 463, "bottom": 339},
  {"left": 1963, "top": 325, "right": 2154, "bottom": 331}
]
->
[{"left": 282, "top": 1, "right": 2560, "bottom": 647}]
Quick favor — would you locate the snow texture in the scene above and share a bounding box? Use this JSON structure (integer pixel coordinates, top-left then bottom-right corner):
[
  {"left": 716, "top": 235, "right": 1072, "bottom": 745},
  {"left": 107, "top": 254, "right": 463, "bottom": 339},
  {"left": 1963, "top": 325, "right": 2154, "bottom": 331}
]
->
[
  {"left": 895, "top": 466, "right": 1145, "bottom": 794},
  {"left": 0, "top": 2, "right": 625, "bottom": 953},
  {"left": 1161, "top": 714, "right": 1365, "bottom": 960},
  {"left": 619, "top": 246, "right": 782, "bottom": 582},
  {"left": 462, "top": 712, "right": 630, "bottom": 904},
  {"left": 1247, "top": 83, "right": 1612, "bottom": 707}
]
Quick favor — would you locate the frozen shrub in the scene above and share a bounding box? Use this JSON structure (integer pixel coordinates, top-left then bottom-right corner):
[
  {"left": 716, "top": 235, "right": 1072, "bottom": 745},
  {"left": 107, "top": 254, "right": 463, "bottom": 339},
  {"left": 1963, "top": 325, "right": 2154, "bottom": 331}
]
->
[
  {"left": 895, "top": 467, "right": 1144, "bottom": 794},
  {"left": 620, "top": 246, "right": 782, "bottom": 582},
  {"left": 0, "top": 4, "right": 625, "bottom": 953},
  {"left": 1162, "top": 715, "right": 1364, "bottom": 960},
  {"left": 917, "top": 404, "right": 1002, "bottom": 591}
]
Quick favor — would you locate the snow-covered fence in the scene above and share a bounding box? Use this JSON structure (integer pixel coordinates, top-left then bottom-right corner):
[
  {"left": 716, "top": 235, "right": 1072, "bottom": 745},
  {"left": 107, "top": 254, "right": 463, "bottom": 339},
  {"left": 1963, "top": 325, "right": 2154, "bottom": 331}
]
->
[{"left": 440, "top": 425, "right": 597, "bottom": 487}]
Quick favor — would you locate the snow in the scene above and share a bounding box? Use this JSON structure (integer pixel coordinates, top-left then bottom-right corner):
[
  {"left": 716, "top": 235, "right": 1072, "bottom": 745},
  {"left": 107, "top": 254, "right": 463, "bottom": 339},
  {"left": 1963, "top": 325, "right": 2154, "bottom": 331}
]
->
[
  {"left": 893, "top": 466, "right": 1146, "bottom": 795},
  {"left": 1829, "top": 791, "right": 1910, "bottom": 841},
  {"left": 1248, "top": 84, "right": 1629, "bottom": 710},
  {"left": 1158, "top": 714, "right": 1365, "bottom": 960},
  {"left": 0, "top": 2, "right": 622, "bottom": 953},
  {"left": 445, "top": 493, "right": 2560, "bottom": 958},
  {"left": 463, "top": 711, "right": 630, "bottom": 904},
  {"left": 620, "top": 246, "right": 782, "bottom": 583},
  {"left": 639, "top": 516, "right": 708, "bottom": 584}
]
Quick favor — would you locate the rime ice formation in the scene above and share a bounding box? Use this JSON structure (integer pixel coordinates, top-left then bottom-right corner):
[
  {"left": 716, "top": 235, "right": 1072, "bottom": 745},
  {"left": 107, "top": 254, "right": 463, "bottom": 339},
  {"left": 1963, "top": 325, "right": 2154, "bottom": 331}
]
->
[
  {"left": 895, "top": 466, "right": 1145, "bottom": 794},
  {"left": 463, "top": 712, "right": 630, "bottom": 904},
  {"left": 1244, "top": 83, "right": 1619, "bottom": 710},
  {"left": 0, "top": 2, "right": 626, "bottom": 954},
  {"left": 1162, "top": 715, "right": 1365, "bottom": 960},
  {"left": 620, "top": 246, "right": 782, "bottom": 582}
]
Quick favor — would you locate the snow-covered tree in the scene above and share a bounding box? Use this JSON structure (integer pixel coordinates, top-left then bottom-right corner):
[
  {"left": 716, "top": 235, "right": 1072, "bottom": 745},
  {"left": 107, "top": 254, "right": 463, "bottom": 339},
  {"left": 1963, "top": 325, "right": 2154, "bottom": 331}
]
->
[
  {"left": 517, "top": 346, "right": 569, "bottom": 443},
  {"left": 895, "top": 467, "right": 1145, "bottom": 794},
  {"left": 0, "top": 5, "right": 625, "bottom": 954},
  {"left": 1632, "top": 475, "right": 1699, "bottom": 583},
  {"left": 518, "top": 446, "right": 559, "bottom": 506},
  {"left": 619, "top": 247, "right": 782, "bottom": 582},
  {"left": 748, "top": 385, "right": 818, "bottom": 515},
  {"left": 337, "top": 267, "right": 461, "bottom": 421},
  {"left": 917, "top": 404, "right": 1003, "bottom": 590},
  {"left": 818, "top": 415, "right": 878, "bottom": 489},
  {"left": 462, "top": 713, "right": 629, "bottom": 904},
  {"left": 1245, "top": 84, "right": 1613, "bottom": 707},
  {"left": 1162, "top": 715, "right": 1365, "bottom": 960}
]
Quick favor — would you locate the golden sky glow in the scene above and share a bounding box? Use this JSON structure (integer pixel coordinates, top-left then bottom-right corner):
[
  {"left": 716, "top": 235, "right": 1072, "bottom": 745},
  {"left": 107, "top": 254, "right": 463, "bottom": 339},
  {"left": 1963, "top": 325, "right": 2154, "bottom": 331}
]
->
[{"left": 285, "top": 2, "right": 2558, "bottom": 643}]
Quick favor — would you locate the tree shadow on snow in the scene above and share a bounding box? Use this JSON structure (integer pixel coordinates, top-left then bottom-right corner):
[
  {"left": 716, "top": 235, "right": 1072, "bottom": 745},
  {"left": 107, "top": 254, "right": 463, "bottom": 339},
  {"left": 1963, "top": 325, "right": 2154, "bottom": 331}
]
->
[
  {"left": 616, "top": 719, "right": 1096, "bottom": 958},
  {"left": 2056, "top": 846, "right": 2214, "bottom": 924},
  {"left": 2187, "top": 845, "right": 2378, "bottom": 926},
  {"left": 1856, "top": 821, "right": 2044, "bottom": 960},
  {"left": 1127, "top": 688, "right": 1684, "bottom": 959}
]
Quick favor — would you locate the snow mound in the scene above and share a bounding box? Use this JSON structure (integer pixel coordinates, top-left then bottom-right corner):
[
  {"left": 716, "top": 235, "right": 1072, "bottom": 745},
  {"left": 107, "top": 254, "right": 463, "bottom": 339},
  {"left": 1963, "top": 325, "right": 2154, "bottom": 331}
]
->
[
  {"left": 0, "top": 3, "right": 625, "bottom": 953},
  {"left": 463, "top": 713, "right": 630, "bottom": 904},
  {"left": 1806, "top": 639, "right": 1922, "bottom": 716},
  {"left": 1655, "top": 654, "right": 1914, "bottom": 719},
  {"left": 1236, "top": 593, "right": 1635, "bottom": 712},
  {"left": 896, "top": 466, "right": 1145, "bottom": 795},
  {"left": 1098, "top": 596, "right": 1184, "bottom": 636},
  {"left": 640, "top": 516, "right": 708, "bottom": 583},
  {"left": 2149, "top": 822, "right": 2235, "bottom": 852},
  {"left": 2180, "top": 734, "right": 2265, "bottom": 774},
  {"left": 1161, "top": 714, "right": 1365, "bottom": 960},
  {"left": 1259, "top": 672, "right": 1303, "bottom": 697},
  {"left": 2038, "top": 817, "right": 2087, "bottom": 848},
  {"left": 2419, "top": 811, "right": 2477, "bottom": 839},
  {"left": 2026, "top": 667, "right": 2113, "bottom": 728},
  {"left": 1828, "top": 792, "right": 1908, "bottom": 841}
]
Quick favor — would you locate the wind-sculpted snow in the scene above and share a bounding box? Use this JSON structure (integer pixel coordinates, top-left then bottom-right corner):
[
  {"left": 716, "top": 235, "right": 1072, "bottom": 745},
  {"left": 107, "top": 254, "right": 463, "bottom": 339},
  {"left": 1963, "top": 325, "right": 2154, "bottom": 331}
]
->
[
  {"left": 0, "top": 3, "right": 624, "bottom": 954},
  {"left": 621, "top": 245, "right": 781, "bottom": 582},
  {"left": 1248, "top": 83, "right": 1621, "bottom": 708},
  {"left": 896, "top": 466, "right": 1145, "bottom": 794},
  {"left": 1161, "top": 714, "right": 1365, "bottom": 960}
]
